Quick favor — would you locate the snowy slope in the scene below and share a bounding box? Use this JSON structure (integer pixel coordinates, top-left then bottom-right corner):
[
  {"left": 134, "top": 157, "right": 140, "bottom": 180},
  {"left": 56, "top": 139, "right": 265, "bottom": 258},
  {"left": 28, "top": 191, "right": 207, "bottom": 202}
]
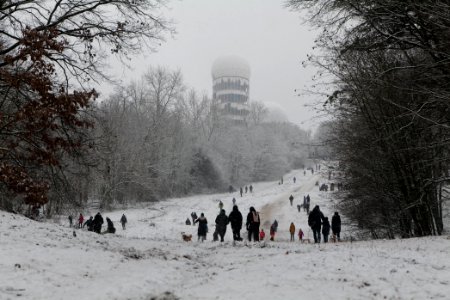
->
[{"left": 1, "top": 169, "right": 450, "bottom": 300}]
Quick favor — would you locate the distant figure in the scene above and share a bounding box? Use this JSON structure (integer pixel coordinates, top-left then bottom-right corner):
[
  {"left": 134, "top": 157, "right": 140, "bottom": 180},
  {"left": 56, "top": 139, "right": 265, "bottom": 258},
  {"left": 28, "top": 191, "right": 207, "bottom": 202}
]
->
[
  {"left": 293, "top": 177, "right": 296, "bottom": 183},
  {"left": 311, "top": 169, "right": 314, "bottom": 175},
  {"left": 120, "top": 214, "right": 127, "bottom": 230},
  {"left": 303, "top": 196, "right": 307, "bottom": 212},
  {"left": 68, "top": 215, "right": 73, "bottom": 227},
  {"left": 245, "top": 186, "right": 248, "bottom": 193},
  {"left": 270, "top": 220, "right": 278, "bottom": 241},
  {"left": 259, "top": 229, "right": 266, "bottom": 241},
  {"left": 249, "top": 185, "right": 253, "bottom": 193},
  {"left": 289, "top": 195, "right": 294, "bottom": 206},
  {"left": 308, "top": 205, "right": 325, "bottom": 243},
  {"left": 229, "top": 205, "right": 243, "bottom": 241},
  {"left": 298, "top": 228, "right": 304, "bottom": 242},
  {"left": 229, "top": 185, "right": 234, "bottom": 193},
  {"left": 83, "top": 216, "right": 93, "bottom": 231},
  {"left": 78, "top": 213, "right": 84, "bottom": 228},
  {"left": 218, "top": 200, "right": 224, "bottom": 210},
  {"left": 297, "top": 204, "right": 301, "bottom": 212},
  {"left": 246, "top": 207, "right": 260, "bottom": 242},
  {"left": 240, "top": 187, "right": 243, "bottom": 197},
  {"left": 289, "top": 222, "right": 296, "bottom": 241},
  {"left": 93, "top": 212, "right": 104, "bottom": 234},
  {"left": 106, "top": 217, "right": 116, "bottom": 234},
  {"left": 215, "top": 209, "right": 229, "bottom": 242},
  {"left": 185, "top": 218, "right": 191, "bottom": 225},
  {"left": 332, "top": 212, "right": 341, "bottom": 241},
  {"left": 191, "top": 212, "right": 198, "bottom": 225},
  {"left": 322, "top": 217, "right": 330, "bottom": 243},
  {"left": 194, "top": 213, "right": 208, "bottom": 242},
  {"left": 232, "top": 198, "right": 236, "bottom": 206}
]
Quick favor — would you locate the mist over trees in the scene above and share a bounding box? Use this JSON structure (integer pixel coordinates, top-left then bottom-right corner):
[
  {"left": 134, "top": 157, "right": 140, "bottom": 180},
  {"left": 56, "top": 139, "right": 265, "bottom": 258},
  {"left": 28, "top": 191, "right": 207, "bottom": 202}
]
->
[
  {"left": 289, "top": 0, "right": 449, "bottom": 237},
  {"left": 85, "top": 67, "right": 310, "bottom": 209}
]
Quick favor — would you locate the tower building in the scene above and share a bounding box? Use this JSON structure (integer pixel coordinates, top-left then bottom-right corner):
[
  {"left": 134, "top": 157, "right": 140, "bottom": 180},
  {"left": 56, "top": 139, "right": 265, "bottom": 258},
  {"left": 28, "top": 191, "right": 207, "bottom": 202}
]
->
[{"left": 211, "top": 55, "right": 250, "bottom": 124}]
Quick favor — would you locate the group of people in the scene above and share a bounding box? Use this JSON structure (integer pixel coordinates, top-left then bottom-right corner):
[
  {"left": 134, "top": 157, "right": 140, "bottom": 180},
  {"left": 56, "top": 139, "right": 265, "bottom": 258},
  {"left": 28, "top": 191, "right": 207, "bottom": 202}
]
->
[
  {"left": 68, "top": 213, "right": 127, "bottom": 234},
  {"left": 190, "top": 205, "right": 261, "bottom": 243},
  {"left": 308, "top": 205, "right": 341, "bottom": 243},
  {"left": 228, "top": 185, "right": 254, "bottom": 196}
]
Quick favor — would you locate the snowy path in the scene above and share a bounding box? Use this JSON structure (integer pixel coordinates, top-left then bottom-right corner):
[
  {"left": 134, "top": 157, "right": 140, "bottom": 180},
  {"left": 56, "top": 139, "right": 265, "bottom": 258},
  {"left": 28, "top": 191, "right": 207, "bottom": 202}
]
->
[{"left": 1, "top": 169, "right": 450, "bottom": 300}]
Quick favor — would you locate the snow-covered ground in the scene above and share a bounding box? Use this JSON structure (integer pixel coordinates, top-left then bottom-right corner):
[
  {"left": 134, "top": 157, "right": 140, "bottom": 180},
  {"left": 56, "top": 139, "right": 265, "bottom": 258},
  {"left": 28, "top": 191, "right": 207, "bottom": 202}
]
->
[{"left": 1, "top": 169, "right": 450, "bottom": 300}]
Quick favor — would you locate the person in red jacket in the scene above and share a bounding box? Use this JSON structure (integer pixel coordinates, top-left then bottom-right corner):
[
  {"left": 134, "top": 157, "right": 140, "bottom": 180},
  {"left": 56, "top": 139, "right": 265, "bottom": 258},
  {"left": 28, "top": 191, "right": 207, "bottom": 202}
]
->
[
  {"left": 78, "top": 213, "right": 84, "bottom": 228},
  {"left": 259, "top": 228, "right": 266, "bottom": 241}
]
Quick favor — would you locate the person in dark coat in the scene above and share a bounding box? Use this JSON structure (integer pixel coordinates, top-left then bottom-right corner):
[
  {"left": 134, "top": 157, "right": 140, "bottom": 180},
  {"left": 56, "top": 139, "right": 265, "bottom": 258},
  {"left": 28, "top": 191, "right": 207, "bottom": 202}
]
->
[
  {"left": 289, "top": 195, "right": 294, "bottom": 206},
  {"left": 215, "top": 209, "right": 229, "bottom": 242},
  {"left": 249, "top": 185, "right": 253, "bottom": 193},
  {"left": 120, "top": 214, "right": 127, "bottom": 230},
  {"left": 106, "top": 217, "right": 116, "bottom": 234},
  {"left": 228, "top": 205, "right": 243, "bottom": 241},
  {"left": 332, "top": 212, "right": 341, "bottom": 241},
  {"left": 191, "top": 212, "right": 198, "bottom": 225},
  {"left": 93, "top": 212, "right": 104, "bottom": 234},
  {"left": 68, "top": 215, "right": 73, "bottom": 227},
  {"left": 308, "top": 205, "right": 324, "bottom": 243},
  {"left": 322, "top": 217, "right": 330, "bottom": 243},
  {"left": 83, "top": 216, "right": 93, "bottom": 231},
  {"left": 194, "top": 213, "right": 208, "bottom": 242},
  {"left": 246, "top": 206, "right": 260, "bottom": 242},
  {"left": 240, "top": 187, "right": 243, "bottom": 197}
]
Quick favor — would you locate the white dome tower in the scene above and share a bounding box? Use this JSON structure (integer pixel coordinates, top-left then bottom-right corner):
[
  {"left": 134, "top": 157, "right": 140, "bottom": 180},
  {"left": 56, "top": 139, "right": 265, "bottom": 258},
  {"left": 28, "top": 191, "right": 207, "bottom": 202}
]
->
[{"left": 212, "top": 55, "right": 250, "bottom": 124}]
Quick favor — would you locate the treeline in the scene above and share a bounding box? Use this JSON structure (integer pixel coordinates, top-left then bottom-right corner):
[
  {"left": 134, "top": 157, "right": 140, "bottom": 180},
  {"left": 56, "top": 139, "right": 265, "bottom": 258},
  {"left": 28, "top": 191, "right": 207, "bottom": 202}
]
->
[
  {"left": 289, "top": 0, "right": 449, "bottom": 237},
  {"left": 65, "top": 67, "right": 310, "bottom": 210}
]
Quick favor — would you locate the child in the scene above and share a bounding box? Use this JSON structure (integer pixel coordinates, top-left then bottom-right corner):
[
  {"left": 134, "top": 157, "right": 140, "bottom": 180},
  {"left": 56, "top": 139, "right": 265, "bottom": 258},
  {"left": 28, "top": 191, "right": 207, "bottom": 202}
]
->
[
  {"left": 259, "top": 228, "right": 266, "bottom": 241},
  {"left": 298, "top": 228, "right": 304, "bottom": 242}
]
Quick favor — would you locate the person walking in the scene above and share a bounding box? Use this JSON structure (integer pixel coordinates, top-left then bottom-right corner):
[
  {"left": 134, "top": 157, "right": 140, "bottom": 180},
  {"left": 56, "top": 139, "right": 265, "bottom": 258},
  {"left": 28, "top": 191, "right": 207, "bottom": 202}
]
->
[
  {"left": 289, "top": 222, "right": 296, "bottom": 241},
  {"left": 194, "top": 213, "right": 208, "bottom": 242},
  {"left": 293, "top": 177, "right": 296, "bottom": 183},
  {"left": 246, "top": 207, "right": 260, "bottom": 242},
  {"left": 191, "top": 212, "right": 198, "bottom": 225},
  {"left": 78, "top": 213, "right": 84, "bottom": 228},
  {"left": 68, "top": 215, "right": 73, "bottom": 227},
  {"left": 308, "top": 205, "right": 324, "bottom": 243},
  {"left": 228, "top": 205, "right": 243, "bottom": 241},
  {"left": 93, "top": 212, "right": 104, "bottom": 234},
  {"left": 322, "top": 217, "right": 331, "bottom": 243},
  {"left": 332, "top": 212, "right": 341, "bottom": 241},
  {"left": 240, "top": 187, "right": 243, "bottom": 197},
  {"left": 289, "top": 195, "right": 294, "bottom": 206},
  {"left": 245, "top": 186, "right": 248, "bottom": 193},
  {"left": 303, "top": 196, "right": 307, "bottom": 212},
  {"left": 215, "top": 209, "right": 229, "bottom": 242},
  {"left": 120, "top": 214, "right": 127, "bottom": 230},
  {"left": 270, "top": 220, "right": 278, "bottom": 241},
  {"left": 232, "top": 198, "right": 236, "bottom": 206},
  {"left": 218, "top": 200, "right": 224, "bottom": 211},
  {"left": 249, "top": 185, "right": 253, "bottom": 193}
]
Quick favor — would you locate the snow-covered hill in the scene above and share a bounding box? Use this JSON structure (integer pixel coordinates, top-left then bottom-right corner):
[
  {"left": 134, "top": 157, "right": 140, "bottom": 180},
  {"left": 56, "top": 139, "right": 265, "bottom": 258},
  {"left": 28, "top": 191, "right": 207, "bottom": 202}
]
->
[{"left": 1, "top": 169, "right": 450, "bottom": 300}]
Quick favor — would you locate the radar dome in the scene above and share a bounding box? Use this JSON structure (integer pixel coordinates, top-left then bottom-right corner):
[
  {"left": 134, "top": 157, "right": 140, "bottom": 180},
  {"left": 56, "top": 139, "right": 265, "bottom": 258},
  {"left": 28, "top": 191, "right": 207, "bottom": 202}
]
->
[{"left": 212, "top": 55, "right": 251, "bottom": 79}]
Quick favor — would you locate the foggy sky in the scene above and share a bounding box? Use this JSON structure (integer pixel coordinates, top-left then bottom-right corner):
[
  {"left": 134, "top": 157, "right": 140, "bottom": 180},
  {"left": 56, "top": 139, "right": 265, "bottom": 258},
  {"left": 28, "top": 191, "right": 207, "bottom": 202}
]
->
[{"left": 103, "top": 0, "right": 323, "bottom": 131}]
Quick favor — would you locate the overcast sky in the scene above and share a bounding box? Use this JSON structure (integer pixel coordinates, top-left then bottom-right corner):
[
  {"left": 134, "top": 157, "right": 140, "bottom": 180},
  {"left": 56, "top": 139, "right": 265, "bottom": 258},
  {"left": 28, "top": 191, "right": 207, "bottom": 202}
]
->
[{"left": 104, "top": 0, "right": 324, "bottom": 131}]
